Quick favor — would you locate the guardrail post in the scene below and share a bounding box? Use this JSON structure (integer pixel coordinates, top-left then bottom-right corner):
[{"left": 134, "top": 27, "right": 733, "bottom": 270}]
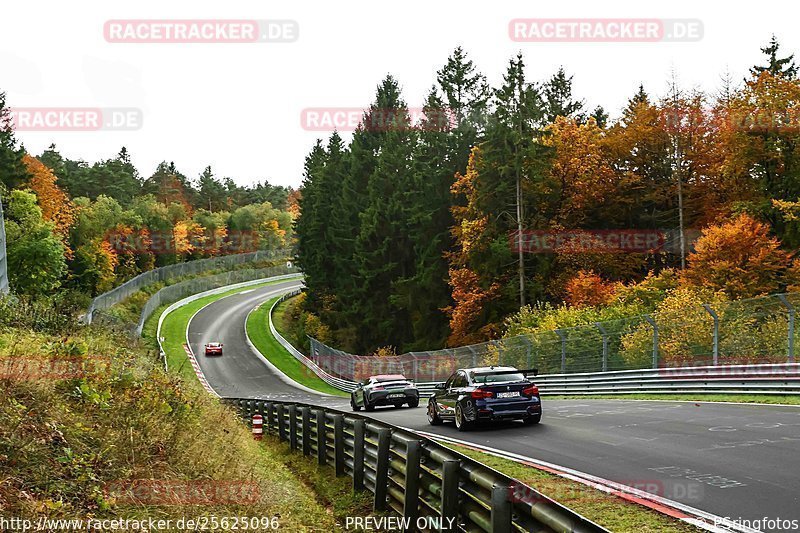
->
[
  {"left": 779, "top": 294, "right": 795, "bottom": 362},
  {"left": 277, "top": 404, "right": 286, "bottom": 442},
  {"left": 352, "top": 419, "right": 365, "bottom": 491},
  {"left": 440, "top": 459, "right": 460, "bottom": 532},
  {"left": 644, "top": 315, "right": 658, "bottom": 368},
  {"left": 301, "top": 407, "right": 312, "bottom": 456},
  {"left": 333, "top": 414, "right": 345, "bottom": 476},
  {"left": 490, "top": 484, "right": 512, "bottom": 533},
  {"left": 316, "top": 409, "right": 327, "bottom": 465},
  {"left": 374, "top": 428, "right": 391, "bottom": 512},
  {"left": 555, "top": 329, "right": 567, "bottom": 373},
  {"left": 594, "top": 323, "right": 609, "bottom": 372},
  {"left": 404, "top": 440, "right": 421, "bottom": 525},
  {"left": 288, "top": 405, "right": 298, "bottom": 450},
  {"left": 264, "top": 403, "right": 273, "bottom": 434},
  {"left": 702, "top": 304, "right": 719, "bottom": 365}
]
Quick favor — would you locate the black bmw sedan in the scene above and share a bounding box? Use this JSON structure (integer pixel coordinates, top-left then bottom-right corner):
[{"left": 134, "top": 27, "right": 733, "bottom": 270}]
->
[{"left": 427, "top": 366, "right": 541, "bottom": 430}]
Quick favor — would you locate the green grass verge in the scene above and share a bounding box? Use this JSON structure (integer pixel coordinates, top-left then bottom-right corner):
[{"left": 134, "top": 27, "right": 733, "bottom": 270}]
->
[
  {"left": 442, "top": 443, "right": 701, "bottom": 533},
  {"left": 1, "top": 317, "right": 339, "bottom": 530},
  {"left": 544, "top": 394, "right": 800, "bottom": 405},
  {"left": 272, "top": 294, "right": 294, "bottom": 341},
  {"left": 246, "top": 299, "right": 348, "bottom": 396},
  {"left": 144, "top": 278, "right": 300, "bottom": 385}
]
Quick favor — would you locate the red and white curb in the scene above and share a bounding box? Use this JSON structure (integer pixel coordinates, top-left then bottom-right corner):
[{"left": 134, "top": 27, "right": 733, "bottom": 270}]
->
[
  {"left": 412, "top": 430, "right": 760, "bottom": 533},
  {"left": 183, "top": 344, "right": 219, "bottom": 397}
]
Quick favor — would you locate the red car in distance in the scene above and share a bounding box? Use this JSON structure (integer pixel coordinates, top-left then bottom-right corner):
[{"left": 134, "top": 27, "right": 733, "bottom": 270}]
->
[{"left": 204, "top": 342, "right": 223, "bottom": 356}]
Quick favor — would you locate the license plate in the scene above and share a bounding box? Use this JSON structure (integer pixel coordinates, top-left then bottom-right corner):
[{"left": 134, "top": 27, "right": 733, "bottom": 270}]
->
[
  {"left": 388, "top": 394, "right": 405, "bottom": 399},
  {"left": 496, "top": 391, "right": 519, "bottom": 399}
]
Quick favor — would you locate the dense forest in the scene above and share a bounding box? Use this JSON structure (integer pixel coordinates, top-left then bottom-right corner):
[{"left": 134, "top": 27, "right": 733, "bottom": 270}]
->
[
  {"left": 0, "top": 104, "right": 298, "bottom": 304},
  {"left": 295, "top": 37, "right": 800, "bottom": 355}
]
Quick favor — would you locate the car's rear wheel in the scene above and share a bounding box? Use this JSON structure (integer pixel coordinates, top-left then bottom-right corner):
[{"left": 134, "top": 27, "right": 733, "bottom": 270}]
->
[
  {"left": 364, "top": 397, "right": 375, "bottom": 412},
  {"left": 408, "top": 398, "right": 419, "bottom": 408},
  {"left": 455, "top": 404, "right": 473, "bottom": 431},
  {"left": 350, "top": 396, "right": 361, "bottom": 412},
  {"left": 523, "top": 414, "right": 541, "bottom": 425},
  {"left": 427, "top": 401, "right": 442, "bottom": 425}
]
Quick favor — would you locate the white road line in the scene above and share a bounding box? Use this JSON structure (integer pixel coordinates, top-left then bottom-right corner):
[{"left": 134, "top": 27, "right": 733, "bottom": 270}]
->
[{"left": 410, "top": 430, "right": 761, "bottom": 533}]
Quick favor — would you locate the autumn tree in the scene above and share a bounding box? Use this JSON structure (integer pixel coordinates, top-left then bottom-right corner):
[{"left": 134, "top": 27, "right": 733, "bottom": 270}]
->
[
  {"left": 23, "top": 155, "right": 75, "bottom": 238},
  {"left": 564, "top": 270, "right": 618, "bottom": 308},
  {"left": 683, "top": 213, "right": 792, "bottom": 298}
]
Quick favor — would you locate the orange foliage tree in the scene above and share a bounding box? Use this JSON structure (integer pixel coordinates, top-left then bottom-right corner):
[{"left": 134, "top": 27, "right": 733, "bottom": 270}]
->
[
  {"left": 564, "top": 270, "right": 618, "bottom": 308},
  {"left": 446, "top": 147, "right": 502, "bottom": 345},
  {"left": 543, "top": 117, "right": 616, "bottom": 226},
  {"left": 683, "top": 213, "right": 793, "bottom": 298},
  {"left": 22, "top": 154, "right": 75, "bottom": 238}
]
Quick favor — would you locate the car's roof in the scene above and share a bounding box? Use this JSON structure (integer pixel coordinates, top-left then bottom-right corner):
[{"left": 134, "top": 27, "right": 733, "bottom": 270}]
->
[
  {"left": 206, "top": 342, "right": 222, "bottom": 346},
  {"left": 371, "top": 374, "right": 407, "bottom": 381}
]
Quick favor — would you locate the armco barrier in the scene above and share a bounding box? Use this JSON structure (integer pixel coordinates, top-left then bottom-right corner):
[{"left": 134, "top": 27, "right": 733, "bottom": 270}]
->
[
  {"left": 0, "top": 194, "right": 8, "bottom": 295},
  {"left": 269, "top": 290, "right": 358, "bottom": 393},
  {"left": 534, "top": 363, "right": 800, "bottom": 396},
  {"left": 226, "top": 397, "right": 609, "bottom": 533},
  {"left": 84, "top": 248, "right": 291, "bottom": 324},
  {"left": 268, "top": 291, "right": 800, "bottom": 398}
]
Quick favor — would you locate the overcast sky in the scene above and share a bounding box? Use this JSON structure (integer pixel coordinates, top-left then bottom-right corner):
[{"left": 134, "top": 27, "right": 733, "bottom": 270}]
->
[{"left": 1, "top": 1, "right": 796, "bottom": 189}]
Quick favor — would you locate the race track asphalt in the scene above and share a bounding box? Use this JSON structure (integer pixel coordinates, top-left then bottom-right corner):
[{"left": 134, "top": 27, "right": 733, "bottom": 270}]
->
[{"left": 187, "top": 283, "right": 800, "bottom": 529}]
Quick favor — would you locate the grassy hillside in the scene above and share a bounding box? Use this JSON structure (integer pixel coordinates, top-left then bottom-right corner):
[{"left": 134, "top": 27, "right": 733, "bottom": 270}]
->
[{"left": 0, "top": 301, "right": 347, "bottom": 530}]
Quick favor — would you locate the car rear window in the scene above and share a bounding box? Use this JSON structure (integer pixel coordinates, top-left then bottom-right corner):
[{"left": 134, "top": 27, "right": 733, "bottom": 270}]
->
[
  {"left": 473, "top": 372, "right": 525, "bottom": 384},
  {"left": 375, "top": 375, "right": 406, "bottom": 382}
]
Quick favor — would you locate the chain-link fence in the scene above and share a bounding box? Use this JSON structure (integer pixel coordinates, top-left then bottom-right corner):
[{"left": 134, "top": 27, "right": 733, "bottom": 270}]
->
[
  {"left": 91, "top": 263, "right": 300, "bottom": 336},
  {"left": 0, "top": 195, "right": 9, "bottom": 295},
  {"left": 84, "top": 248, "right": 292, "bottom": 324},
  {"left": 309, "top": 292, "right": 800, "bottom": 381}
]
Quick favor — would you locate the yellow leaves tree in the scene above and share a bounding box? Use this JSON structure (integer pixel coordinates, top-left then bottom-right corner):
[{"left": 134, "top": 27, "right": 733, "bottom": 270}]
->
[
  {"left": 543, "top": 117, "right": 616, "bottom": 226},
  {"left": 682, "top": 213, "right": 793, "bottom": 298}
]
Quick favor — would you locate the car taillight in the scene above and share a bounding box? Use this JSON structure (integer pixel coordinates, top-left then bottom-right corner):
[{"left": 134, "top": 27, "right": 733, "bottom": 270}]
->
[
  {"left": 372, "top": 386, "right": 384, "bottom": 391},
  {"left": 471, "top": 388, "right": 493, "bottom": 399},
  {"left": 522, "top": 385, "right": 539, "bottom": 396}
]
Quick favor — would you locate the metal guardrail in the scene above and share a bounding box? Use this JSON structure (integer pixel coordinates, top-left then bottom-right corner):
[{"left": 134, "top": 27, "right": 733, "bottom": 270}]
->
[
  {"left": 534, "top": 363, "right": 800, "bottom": 396},
  {"left": 84, "top": 248, "right": 292, "bottom": 324},
  {"left": 0, "top": 194, "right": 9, "bottom": 295},
  {"left": 226, "top": 397, "right": 608, "bottom": 533},
  {"left": 268, "top": 291, "right": 800, "bottom": 398},
  {"left": 308, "top": 291, "right": 800, "bottom": 379},
  {"left": 269, "top": 289, "right": 358, "bottom": 393}
]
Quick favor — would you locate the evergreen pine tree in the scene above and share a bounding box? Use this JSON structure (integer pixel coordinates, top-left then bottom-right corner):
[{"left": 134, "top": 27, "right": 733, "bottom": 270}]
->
[
  {"left": 543, "top": 67, "right": 585, "bottom": 123},
  {"left": 0, "top": 92, "right": 29, "bottom": 192},
  {"left": 750, "top": 35, "right": 798, "bottom": 79}
]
